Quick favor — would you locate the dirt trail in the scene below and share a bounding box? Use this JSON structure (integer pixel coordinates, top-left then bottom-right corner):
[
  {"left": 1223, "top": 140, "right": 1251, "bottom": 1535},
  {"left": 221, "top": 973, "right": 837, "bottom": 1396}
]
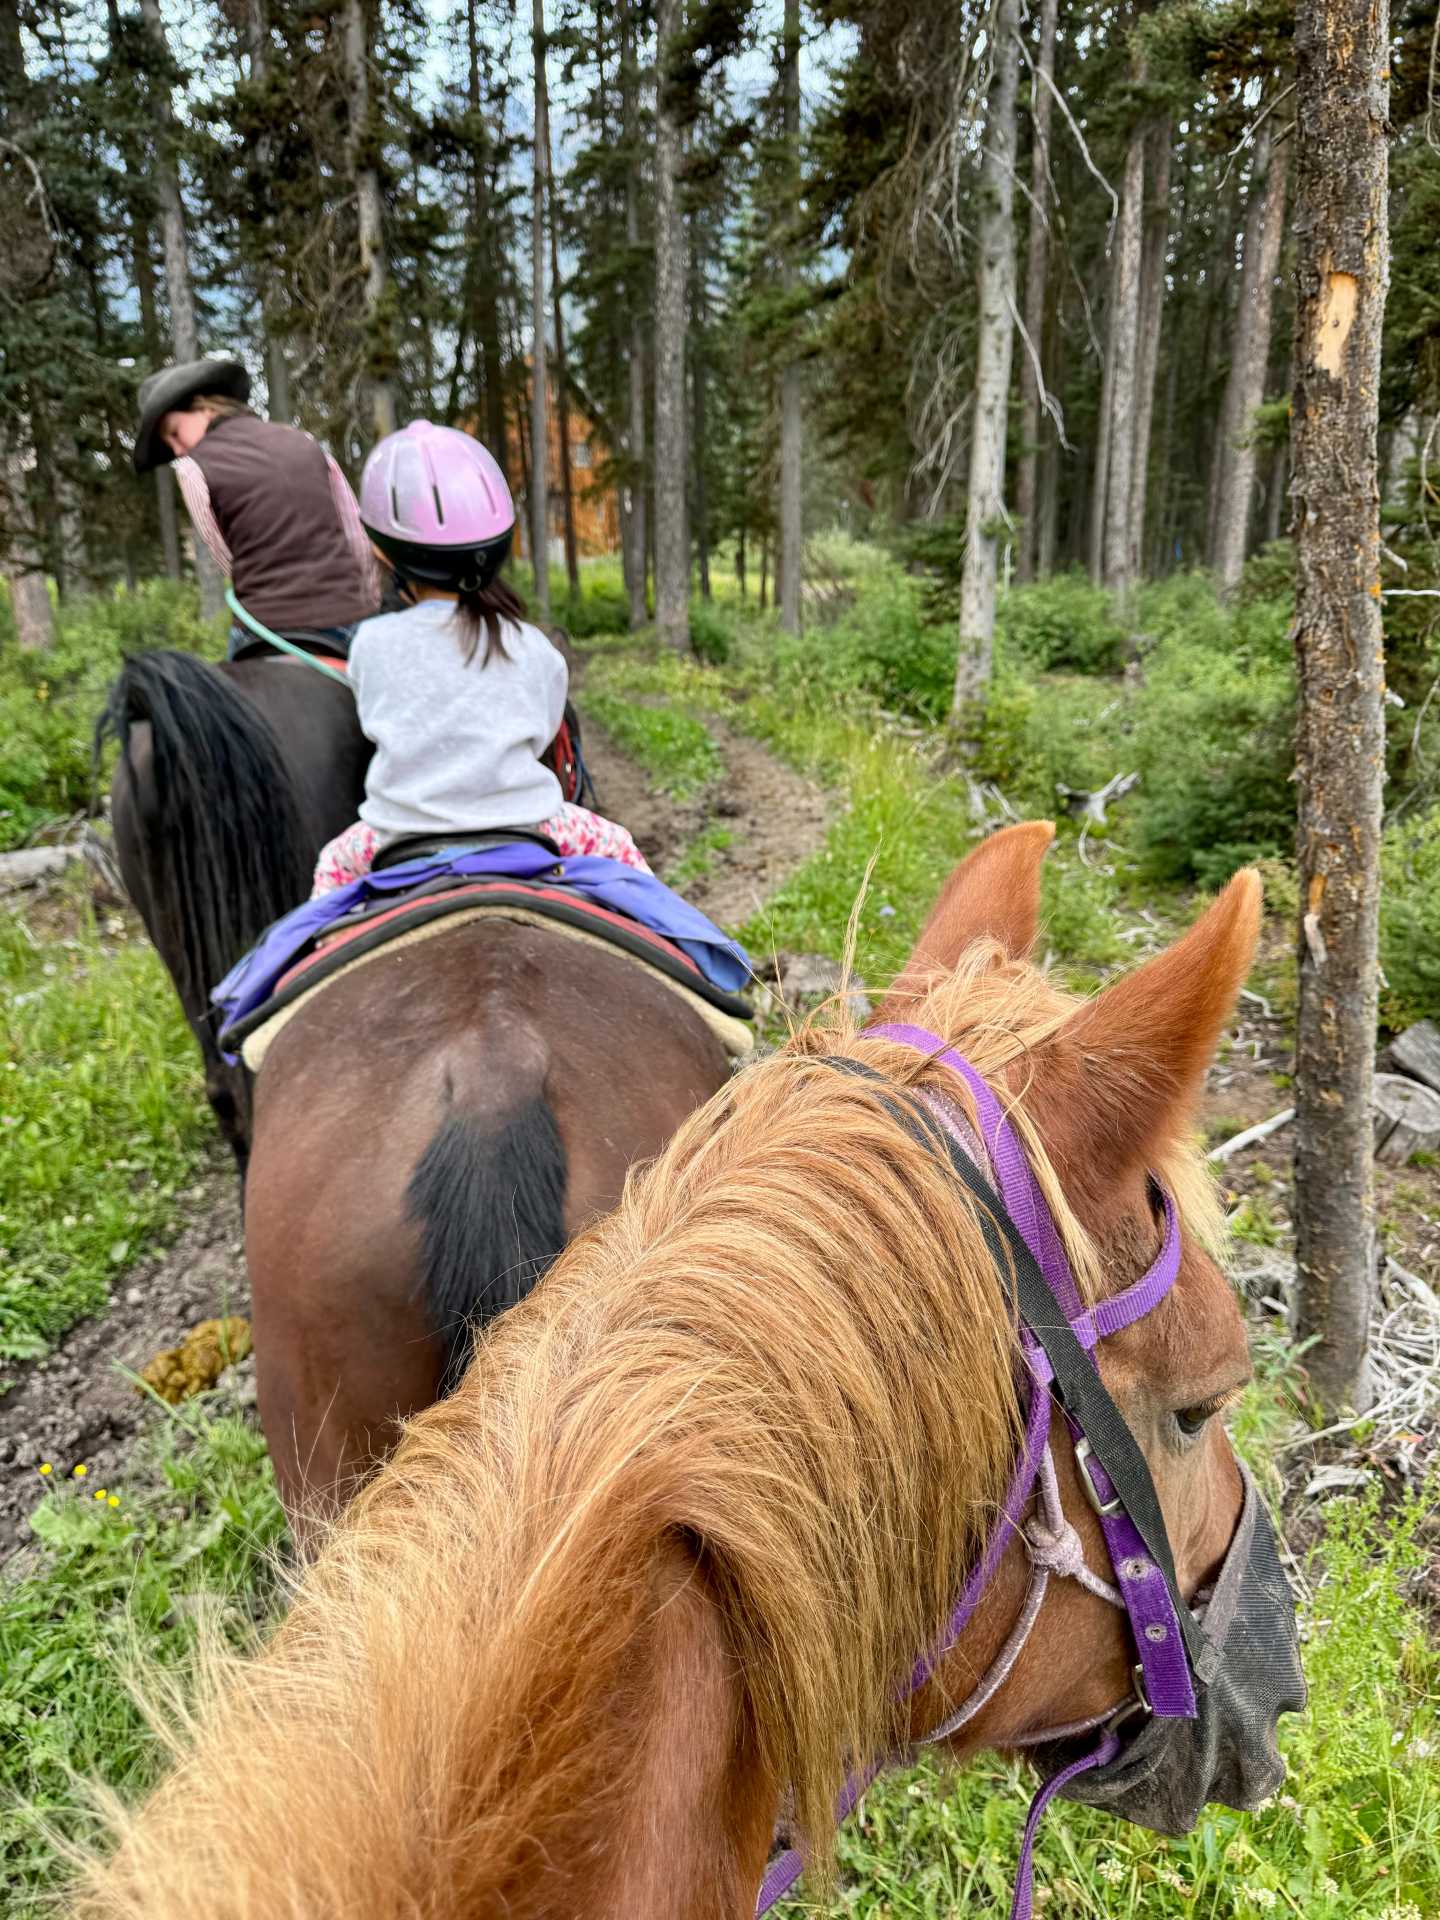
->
[{"left": 0, "top": 715, "right": 834, "bottom": 1565}]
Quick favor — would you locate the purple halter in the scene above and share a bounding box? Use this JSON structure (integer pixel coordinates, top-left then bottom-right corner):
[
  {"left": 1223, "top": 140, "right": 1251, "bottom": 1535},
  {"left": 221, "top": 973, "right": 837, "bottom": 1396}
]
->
[{"left": 756, "top": 1025, "right": 1195, "bottom": 1920}]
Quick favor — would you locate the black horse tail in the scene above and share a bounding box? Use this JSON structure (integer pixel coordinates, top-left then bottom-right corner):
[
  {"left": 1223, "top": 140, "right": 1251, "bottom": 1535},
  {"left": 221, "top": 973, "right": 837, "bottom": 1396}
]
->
[
  {"left": 97, "top": 650, "right": 313, "bottom": 1007},
  {"left": 405, "top": 1095, "right": 569, "bottom": 1393}
]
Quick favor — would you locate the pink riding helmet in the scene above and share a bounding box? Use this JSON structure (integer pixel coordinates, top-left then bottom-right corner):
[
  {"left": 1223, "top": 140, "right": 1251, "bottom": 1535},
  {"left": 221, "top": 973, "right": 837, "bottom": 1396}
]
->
[{"left": 360, "top": 420, "right": 515, "bottom": 590}]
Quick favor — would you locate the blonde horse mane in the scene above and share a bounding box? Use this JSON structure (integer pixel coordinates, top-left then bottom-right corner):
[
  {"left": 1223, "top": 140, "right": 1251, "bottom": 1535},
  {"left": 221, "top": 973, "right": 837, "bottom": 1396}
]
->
[{"left": 72, "top": 946, "right": 1222, "bottom": 1919}]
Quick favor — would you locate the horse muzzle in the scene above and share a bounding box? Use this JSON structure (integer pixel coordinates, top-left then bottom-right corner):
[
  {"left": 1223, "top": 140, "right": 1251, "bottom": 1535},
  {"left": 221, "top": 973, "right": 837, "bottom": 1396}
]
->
[{"left": 1045, "top": 1463, "right": 1307, "bottom": 1835}]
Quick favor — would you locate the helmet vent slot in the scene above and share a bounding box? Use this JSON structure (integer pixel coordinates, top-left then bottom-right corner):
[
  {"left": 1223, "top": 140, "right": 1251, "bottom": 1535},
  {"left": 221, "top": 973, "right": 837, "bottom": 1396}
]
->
[{"left": 432, "top": 485, "right": 445, "bottom": 527}]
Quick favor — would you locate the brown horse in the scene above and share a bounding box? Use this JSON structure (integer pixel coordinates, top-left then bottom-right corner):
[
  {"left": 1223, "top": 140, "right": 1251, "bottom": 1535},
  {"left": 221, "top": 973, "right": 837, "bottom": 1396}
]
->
[
  {"left": 73, "top": 826, "right": 1302, "bottom": 1918},
  {"left": 101, "top": 648, "right": 733, "bottom": 1533}
]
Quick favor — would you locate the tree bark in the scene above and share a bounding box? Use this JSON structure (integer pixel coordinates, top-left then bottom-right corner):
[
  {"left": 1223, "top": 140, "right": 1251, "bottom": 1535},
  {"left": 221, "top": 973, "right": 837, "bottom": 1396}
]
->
[
  {"left": 546, "top": 89, "right": 579, "bottom": 593},
  {"left": 244, "top": 0, "right": 290, "bottom": 422},
  {"left": 1, "top": 434, "right": 53, "bottom": 649},
  {"left": 131, "top": 211, "right": 183, "bottom": 578},
  {"left": 619, "top": 0, "right": 648, "bottom": 627},
  {"left": 1128, "top": 115, "right": 1171, "bottom": 584},
  {"left": 1214, "top": 132, "right": 1290, "bottom": 596},
  {"left": 528, "top": 0, "right": 551, "bottom": 615},
  {"left": 1014, "top": 0, "right": 1057, "bottom": 585},
  {"left": 1100, "top": 101, "right": 1146, "bottom": 605},
  {"left": 139, "top": 0, "right": 224, "bottom": 618},
  {"left": 652, "top": 0, "right": 689, "bottom": 651},
  {"left": 777, "top": 0, "right": 803, "bottom": 633},
  {"left": 464, "top": 0, "right": 506, "bottom": 461},
  {"left": 952, "top": 0, "right": 1020, "bottom": 719},
  {"left": 691, "top": 246, "right": 711, "bottom": 601},
  {"left": 1291, "top": 0, "right": 1390, "bottom": 1417},
  {"left": 342, "top": 0, "right": 396, "bottom": 443}
]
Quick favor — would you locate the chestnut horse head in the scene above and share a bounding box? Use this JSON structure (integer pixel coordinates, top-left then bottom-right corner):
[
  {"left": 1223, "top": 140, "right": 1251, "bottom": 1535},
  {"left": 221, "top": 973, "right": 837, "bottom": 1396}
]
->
[{"left": 73, "top": 824, "right": 1303, "bottom": 1920}]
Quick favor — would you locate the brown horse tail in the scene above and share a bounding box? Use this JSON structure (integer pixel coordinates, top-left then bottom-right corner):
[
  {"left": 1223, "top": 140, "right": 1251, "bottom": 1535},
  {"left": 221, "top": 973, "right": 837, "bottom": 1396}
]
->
[{"left": 404, "top": 1086, "right": 569, "bottom": 1392}]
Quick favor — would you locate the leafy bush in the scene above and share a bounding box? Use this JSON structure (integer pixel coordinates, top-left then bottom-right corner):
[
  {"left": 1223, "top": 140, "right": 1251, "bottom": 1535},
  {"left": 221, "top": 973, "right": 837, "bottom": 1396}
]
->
[
  {"left": 1380, "top": 807, "right": 1440, "bottom": 1029},
  {"left": 972, "top": 667, "right": 1132, "bottom": 815},
  {"left": 0, "top": 581, "right": 216, "bottom": 850},
  {"left": 555, "top": 576, "right": 631, "bottom": 638},
  {"left": 1129, "top": 590, "right": 1296, "bottom": 885},
  {"left": 787, "top": 567, "right": 954, "bottom": 722},
  {"left": 996, "top": 571, "right": 1128, "bottom": 674},
  {"left": 687, "top": 597, "right": 733, "bottom": 665}
]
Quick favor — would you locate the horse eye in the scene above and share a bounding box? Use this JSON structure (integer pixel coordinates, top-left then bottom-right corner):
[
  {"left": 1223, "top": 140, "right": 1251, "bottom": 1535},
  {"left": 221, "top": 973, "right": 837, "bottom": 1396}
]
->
[{"left": 1174, "top": 1403, "right": 1215, "bottom": 1438}]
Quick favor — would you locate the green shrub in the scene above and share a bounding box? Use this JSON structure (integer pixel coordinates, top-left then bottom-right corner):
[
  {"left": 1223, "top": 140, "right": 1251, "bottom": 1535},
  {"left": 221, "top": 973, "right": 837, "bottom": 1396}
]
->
[
  {"left": 1380, "top": 807, "right": 1440, "bottom": 1029},
  {"left": 0, "top": 581, "right": 216, "bottom": 850},
  {"left": 555, "top": 576, "right": 631, "bottom": 638},
  {"left": 687, "top": 597, "right": 733, "bottom": 665},
  {"left": 1130, "top": 593, "right": 1296, "bottom": 885},
  {"left": 972, "top": 667, "right": 1132, "bottom": 816},
  {"left": 996, "top": 571, "right": 1128, "bottom": 674}
]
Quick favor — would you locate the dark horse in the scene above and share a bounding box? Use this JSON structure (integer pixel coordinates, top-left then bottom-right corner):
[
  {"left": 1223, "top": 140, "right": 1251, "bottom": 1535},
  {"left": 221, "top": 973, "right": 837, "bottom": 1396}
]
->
[{"left": 102, "top": 651, "right": 733, "bottom": 1540}]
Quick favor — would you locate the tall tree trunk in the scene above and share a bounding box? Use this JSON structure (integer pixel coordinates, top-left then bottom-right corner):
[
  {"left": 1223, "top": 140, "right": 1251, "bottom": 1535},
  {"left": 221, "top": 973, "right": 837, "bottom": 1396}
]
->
[
  {"left": 1014, "top": 0, "right": 1057, "bottom": 585},
  {"left": 1291, "top": 0, "right": 1390, "bottom": 1417},
  {"left": 528, "top": 0, "right": 552, "bottom": 615},
  {"left": 342, "top": 0, "right": 396, "bottom": 443},
  {"left": 131, "top": 213, "right": 182, "bottom": 578},
  {"left": 1127, "top": 115, "right": 1171, "bottom": 584},
  {"left": 691, "top": 248, "right": 712, "bottom": 601},
  {"left": 139, "top": 0, "right": 224, "bottom": 619},
  {"left": 1214, "top": 133, "right": 1291, "bottom": 595},
  {"left": 951, "top": 0, "right": 1020, "bottom": 719},
  {"left": 1100, "top": 100, "right": 1146, "bottom": 605},
  {"left": 549, "top": 162, "right": 580, "bottom": 594},
  {"left": 244, "top": 0, "right": 290, "bottom": 421},
  {"left": 652, "top": 0, "right": 689, "bottom": 651},
  {"left": 465, "top": 0, "right": 506, "bottom": 460},
  {"left": 776, "top": 0, "right": 803, "bottom": 633},
  {"left": 1, "top": 433, "right": 54, "bottom": 650},
  {"left": 1265, "top": 443, "right": 1288, "bottom": 542},
  {"left": 1208, "top": 139, "right": 1275, "bottom": 562},
  {"left": 619, "top": 0, "right": 648, "bottom": 627}
]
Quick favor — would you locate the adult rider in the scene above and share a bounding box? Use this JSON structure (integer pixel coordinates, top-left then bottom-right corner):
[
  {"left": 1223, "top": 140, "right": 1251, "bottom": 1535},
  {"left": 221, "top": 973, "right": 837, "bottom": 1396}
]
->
[{"left": 132, "top": 355, "right": 379, "bottom": 661}]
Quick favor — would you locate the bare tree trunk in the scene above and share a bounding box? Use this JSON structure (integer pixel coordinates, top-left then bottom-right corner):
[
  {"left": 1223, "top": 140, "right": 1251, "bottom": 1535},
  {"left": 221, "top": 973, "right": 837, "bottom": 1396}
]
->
[
  {"left": 528, "top": 0, "right": 551, "bottom": 615},
  {"left": 619, "top": 0, "right": 648, "bottom": 627},
  {"left": 465, "top": 0, "right": 506, "bottom": 462},
  {"left": 1265, "top": 443, "right": 1288, "bottom": 542},
  {"left": 951, "top": 0, "right": 1020, "bottom": 719},
  {"left": 1291, "top": 0, "right": 1390, "bottom": 1417},
  {"left": 244, "top": 0, "right": 290, "bottom": 422},
  {"left": 1101, "top": 104, "right": 1146, "bottom": 605},
  {"left": 131, "top": 214, "right": 182, "bottom": 577},
  {"left": 652, "top": 0, "right": 689, "bottom": 651},
  {"left": 1128, "top": 115, "right": 1171, "bottom": 583},
  {"left": 777, "top": 0, "right": 803, "bottom": 633},
  {"left": 691, "top": 248, "right": 712, "bottom": 601},
  {"left": 1, "top": 432, "right": 53, "bottom": 650},
  {"left": 139, "top": 0, "right": 224, "bottom": 619},
  {"left": 1208, "top": 138, "right": 1274, "bottom": 562},
  {"left": 1215, "top": 134, "right": 1290, "bottom": 595},
  {"left": 342, "top": 0, "right": 396, "bottom": 443},
  {"left": 1014, "top": 0, "right": 1057, "bottom": 585},
  {"left": 546, "top": 95, "right": 579, "bottom": 593}
]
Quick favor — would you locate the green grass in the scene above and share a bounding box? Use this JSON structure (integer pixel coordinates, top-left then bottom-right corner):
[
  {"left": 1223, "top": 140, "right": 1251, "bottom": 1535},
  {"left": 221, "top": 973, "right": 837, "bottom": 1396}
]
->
[
  {"left": 0, "top": 893, "right": 211, "bottom": 1362},
  {"left": 0, "top": 1405, "right": 285, "bottom": 1910},
  {"left": 582, "top": 685, "right": 725, "bottom": 800}
]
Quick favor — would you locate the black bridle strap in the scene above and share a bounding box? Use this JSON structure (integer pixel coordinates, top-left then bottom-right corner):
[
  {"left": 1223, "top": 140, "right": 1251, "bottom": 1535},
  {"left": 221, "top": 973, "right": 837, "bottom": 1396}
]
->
[{"left": 820, "top": 1053, "right": 1205, "bottom": 1670}]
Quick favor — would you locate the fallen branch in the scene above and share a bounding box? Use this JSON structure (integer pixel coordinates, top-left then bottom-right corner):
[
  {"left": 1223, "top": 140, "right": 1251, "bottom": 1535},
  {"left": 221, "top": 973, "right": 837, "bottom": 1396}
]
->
[
  {"left": 1054, "top": 769, "right": 1140, "bottom": 826},
  {"left": 0, "top": 846, "right": 79, "bottom": 893},
  {"left": 1208, "top": 1106, "right": 1296, "bottom": 1162}
]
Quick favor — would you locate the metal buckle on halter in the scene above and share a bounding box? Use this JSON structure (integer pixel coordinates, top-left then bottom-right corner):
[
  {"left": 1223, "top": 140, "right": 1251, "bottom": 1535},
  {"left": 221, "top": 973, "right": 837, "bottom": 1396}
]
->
[
  {"left": 1107, "top": 1663, "right": 1155, "bottom": 1739},
  {"left": 1074, "top": 1437, "right": 1124, "bottom": 1516}
]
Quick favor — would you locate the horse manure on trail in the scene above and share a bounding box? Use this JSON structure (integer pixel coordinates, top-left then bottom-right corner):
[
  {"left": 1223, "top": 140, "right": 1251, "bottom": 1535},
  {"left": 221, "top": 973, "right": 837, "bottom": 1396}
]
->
[{"left": 139, "top": 1317, "right": 253, "bottom": 1404}]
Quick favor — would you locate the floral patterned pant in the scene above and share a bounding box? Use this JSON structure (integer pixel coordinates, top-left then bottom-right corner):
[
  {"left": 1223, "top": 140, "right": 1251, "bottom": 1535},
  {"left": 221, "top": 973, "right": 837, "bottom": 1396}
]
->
[{"left": 310, "top": 805, "right": 653, "bottom": 897}]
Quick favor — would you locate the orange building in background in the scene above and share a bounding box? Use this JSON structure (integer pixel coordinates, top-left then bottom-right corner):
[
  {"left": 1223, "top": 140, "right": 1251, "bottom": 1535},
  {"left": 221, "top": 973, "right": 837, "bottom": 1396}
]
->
[{"left": 507, "top": 364, "right": 620, "bottom": 564}]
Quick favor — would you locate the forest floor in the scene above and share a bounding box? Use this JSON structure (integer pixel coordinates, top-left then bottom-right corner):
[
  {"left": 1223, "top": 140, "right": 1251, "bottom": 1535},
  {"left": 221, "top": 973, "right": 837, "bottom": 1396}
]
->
[{"left": 3, "top": 597, "right": 1438, "bottom": 1917}]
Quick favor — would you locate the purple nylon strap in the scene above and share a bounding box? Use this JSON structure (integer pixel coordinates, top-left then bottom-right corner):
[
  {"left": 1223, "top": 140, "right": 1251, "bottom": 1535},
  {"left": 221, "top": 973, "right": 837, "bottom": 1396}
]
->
[{"left": 752, "top": 1030, "right": 1195, "bottom": 1916}]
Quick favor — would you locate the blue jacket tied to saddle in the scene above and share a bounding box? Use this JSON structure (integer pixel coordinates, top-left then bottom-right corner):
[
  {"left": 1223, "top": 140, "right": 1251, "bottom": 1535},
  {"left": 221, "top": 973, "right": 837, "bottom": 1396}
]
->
[{"left": 212, "top": 842, "right": 754, "bottom": 1034}]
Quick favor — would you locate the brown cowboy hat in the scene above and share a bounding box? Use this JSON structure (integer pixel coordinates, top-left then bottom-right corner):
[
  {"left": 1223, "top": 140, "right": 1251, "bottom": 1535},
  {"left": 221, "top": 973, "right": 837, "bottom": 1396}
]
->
[{"left": 132, "top": 356, "right": 251, "bottom": 474}]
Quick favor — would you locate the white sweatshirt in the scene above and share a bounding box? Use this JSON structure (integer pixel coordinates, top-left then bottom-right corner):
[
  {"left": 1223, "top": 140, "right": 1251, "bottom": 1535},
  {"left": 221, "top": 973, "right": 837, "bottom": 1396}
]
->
[{"left": 348, "top": 599, "right": 568, "bottom": 848}]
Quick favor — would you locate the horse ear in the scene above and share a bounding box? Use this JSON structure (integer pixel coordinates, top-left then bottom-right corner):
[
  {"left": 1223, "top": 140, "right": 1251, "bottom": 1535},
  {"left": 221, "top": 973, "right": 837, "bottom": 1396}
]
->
[
  {"left": 1034, "top": 869, "right": 1263, "bottom": 1185},
  {"left": 880, "top": 821, "right": 1055, "bottom": 1014}
]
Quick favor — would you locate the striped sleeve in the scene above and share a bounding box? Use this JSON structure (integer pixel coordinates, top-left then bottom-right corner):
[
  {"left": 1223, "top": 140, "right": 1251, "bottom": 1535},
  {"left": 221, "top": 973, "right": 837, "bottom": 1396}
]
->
[
  {"left": 172, "top": 456, "right": 233, "bottom": 576},
  {"left": 327, "top": 454, "right": 382, "bottom": 610}
]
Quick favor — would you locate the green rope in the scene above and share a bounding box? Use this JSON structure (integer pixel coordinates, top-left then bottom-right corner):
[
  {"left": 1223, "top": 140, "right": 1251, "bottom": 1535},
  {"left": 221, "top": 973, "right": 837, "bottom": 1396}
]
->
[{"left": 225, "top": 588, "right": 352, "bottom": 687}]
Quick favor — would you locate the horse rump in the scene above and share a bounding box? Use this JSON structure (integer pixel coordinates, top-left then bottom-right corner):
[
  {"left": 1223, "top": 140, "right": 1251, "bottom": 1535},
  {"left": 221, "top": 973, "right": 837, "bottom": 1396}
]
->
[{"left": 405, "top": 1096, "right": 569, "bottom": 1393}]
